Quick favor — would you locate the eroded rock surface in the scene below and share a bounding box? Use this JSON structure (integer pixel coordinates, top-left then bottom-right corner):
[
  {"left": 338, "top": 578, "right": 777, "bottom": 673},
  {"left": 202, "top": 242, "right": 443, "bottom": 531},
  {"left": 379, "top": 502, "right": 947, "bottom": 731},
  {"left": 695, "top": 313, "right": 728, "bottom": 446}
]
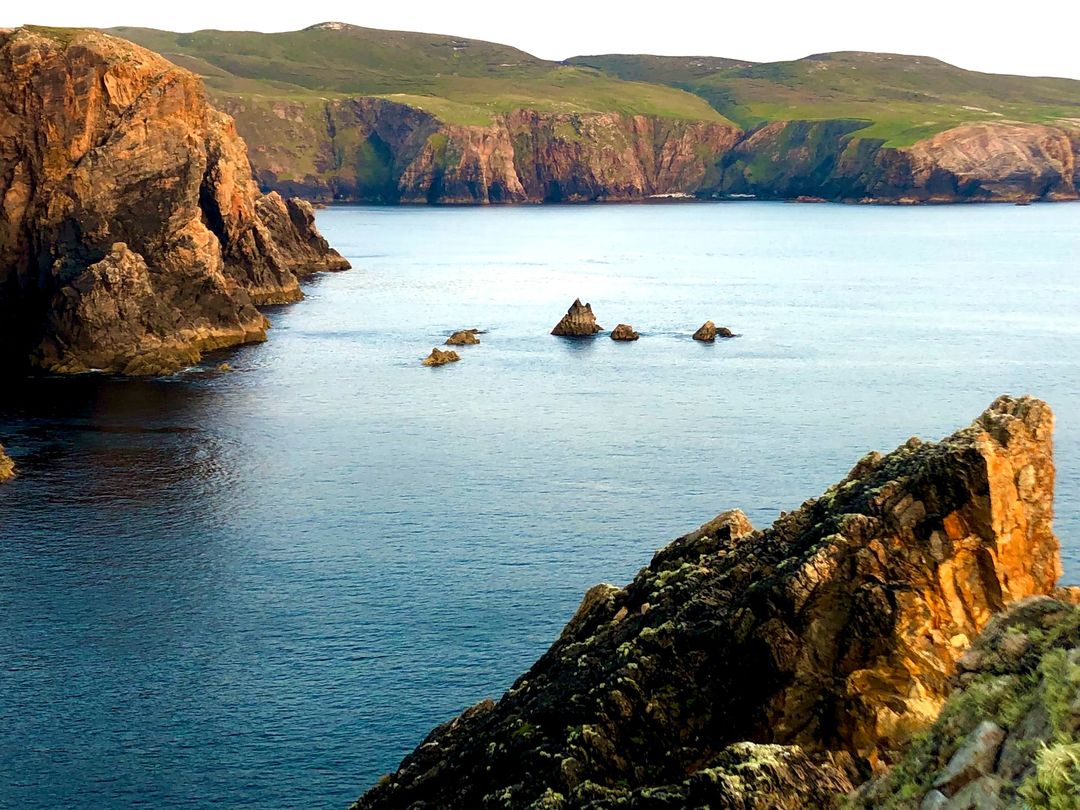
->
[
  {"left": 354, "top": 396, "right": 1061, "bottom": 809},
  {"left": 0, "top": 27, "right": 348, "bottom": 375},
  {"left": 609, "top": 324, "right": 639, "bottom": 341},
  {"left": 552, "top": 299, "right": 602, "bottom": 337}
]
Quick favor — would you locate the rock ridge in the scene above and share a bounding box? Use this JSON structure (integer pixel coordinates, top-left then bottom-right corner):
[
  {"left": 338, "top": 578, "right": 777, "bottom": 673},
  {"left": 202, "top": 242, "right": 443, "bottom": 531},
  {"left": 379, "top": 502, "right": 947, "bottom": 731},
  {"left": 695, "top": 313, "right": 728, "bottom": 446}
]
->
[{"left": 354, "top": 395, "right": 1062, "bottom": 809}]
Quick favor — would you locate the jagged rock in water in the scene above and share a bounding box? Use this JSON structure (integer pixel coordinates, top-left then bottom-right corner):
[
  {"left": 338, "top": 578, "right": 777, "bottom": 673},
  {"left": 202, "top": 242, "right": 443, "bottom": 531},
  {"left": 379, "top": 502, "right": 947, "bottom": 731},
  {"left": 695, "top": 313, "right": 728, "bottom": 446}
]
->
[
  {"left": 552, "top": 299, "right": 602, "bottom": 336},
  {"left": 0, "top": 27, "right": 349, "bottom": 375},
  {"left": 445, "top": 330, "right": 481, "bottom": 346},
  {"left": 0, "top": 444, "right": 14, "bottom": 482},
  {"left": 609, "top": 324, "right": 640, "bottom": 341},
  {"left": 854, "top": 596, "right": 1080, "bottom": 809},
  {"left": 422, "top": 348, "right": 460, "bottom": 366},
  {"left": 354, "top": 396, "right": 1062, "bottom": 809}
]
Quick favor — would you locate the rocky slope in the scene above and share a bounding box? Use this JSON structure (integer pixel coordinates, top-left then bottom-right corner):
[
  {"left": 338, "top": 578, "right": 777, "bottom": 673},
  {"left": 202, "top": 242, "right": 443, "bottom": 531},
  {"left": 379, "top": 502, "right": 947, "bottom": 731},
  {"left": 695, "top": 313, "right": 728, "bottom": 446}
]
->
[
  {"left": 0, "top": 27, "right": 348, "bottom": 375},
  {"left": 855, "top": 594, "right": 1080, "bottom": 809},
  {"left": 354, "top": 395, "right": 1063, "bottom": 808}
]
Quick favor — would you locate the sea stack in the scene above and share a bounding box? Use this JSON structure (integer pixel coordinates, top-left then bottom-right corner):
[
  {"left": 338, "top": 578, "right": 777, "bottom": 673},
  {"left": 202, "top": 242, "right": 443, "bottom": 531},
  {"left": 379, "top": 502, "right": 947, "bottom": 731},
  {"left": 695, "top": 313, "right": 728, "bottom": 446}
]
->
[
  {"left": 610, "top": 324, "right": 640, "bottom": 341},
  {"left": 0, "top": 27, "right": 349, "bottom": 375},
  {"left": 445, "top": 330, "right": 481, "bottom": 346},
  {"left": 422, "top": 348, "right": 461, "bottom": 366},
  {"left": 0, "top": 444, "right": 14, "bottom": 482},
  {"left": 354, "top": 396, "right": 1062, "bottom": 809},
  {"left": 551, "top": 299, "right": 602, "bottom": 336}
]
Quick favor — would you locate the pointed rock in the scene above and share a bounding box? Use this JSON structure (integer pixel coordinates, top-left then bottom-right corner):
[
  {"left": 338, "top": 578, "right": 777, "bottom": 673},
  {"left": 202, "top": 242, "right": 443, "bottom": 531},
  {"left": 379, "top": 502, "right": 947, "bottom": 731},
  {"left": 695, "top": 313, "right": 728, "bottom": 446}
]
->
[
  {"left": 551, "top": 299, "right": 601, "bottom": 336},
  {"left": 693, "top": 320, "right": 717, "bottom": 341},
  {"left": 0, "top": 444, "right": 14, "bottom": 482}
]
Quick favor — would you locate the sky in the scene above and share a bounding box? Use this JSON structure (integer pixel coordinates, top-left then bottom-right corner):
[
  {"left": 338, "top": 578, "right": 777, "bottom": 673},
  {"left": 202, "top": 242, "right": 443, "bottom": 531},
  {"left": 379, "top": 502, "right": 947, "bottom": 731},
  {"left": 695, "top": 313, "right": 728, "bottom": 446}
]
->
[{"left": 5, "top": 0, "right": 1080, "bottom": 80}]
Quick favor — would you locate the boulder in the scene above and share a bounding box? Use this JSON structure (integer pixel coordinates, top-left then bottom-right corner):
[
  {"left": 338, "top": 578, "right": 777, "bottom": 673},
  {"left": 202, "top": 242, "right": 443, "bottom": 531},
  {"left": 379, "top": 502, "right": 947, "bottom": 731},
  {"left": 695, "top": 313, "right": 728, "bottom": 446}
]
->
[
  {"left": 610, "top": 324, "right": 640, "bottom": 341},
  {"left": 931, "top": 721, "right": 1006, "bottom": 795},
  {"left": 551, "top": 299, "right": 602, "bottom": 336},
  {"left": 354, "top": 396, "right": 1062, "bottom": 809},
  {"left": 422, "top": 348, "right": 461, "bottom": 366},
  {"left": 0, "top": 27, "right": 348, "bottom": 375},
  {"left": 445, "top": 330, "right": 481, "bottom": 346}
]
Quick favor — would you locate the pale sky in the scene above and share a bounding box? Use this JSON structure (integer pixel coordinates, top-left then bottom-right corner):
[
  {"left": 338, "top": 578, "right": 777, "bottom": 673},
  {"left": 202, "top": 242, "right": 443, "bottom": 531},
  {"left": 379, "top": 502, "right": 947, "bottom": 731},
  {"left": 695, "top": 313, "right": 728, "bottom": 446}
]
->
[{"left": 6, "top": 0, "right": 1080, "bottom": 80}]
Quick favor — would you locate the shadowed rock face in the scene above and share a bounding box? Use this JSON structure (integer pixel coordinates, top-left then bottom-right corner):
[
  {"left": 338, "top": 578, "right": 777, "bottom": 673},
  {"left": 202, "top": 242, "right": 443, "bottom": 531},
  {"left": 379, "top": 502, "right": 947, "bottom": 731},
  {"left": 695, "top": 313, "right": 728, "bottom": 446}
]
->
[
  {"left": 0, "top": 27, "right": 348, "bottom": 375},
  {"left": 354, "top": 396, "right": 1060, "bottom": 809},
  {"left": 552, "top": 299, "right": 602, "bottom": 337}
]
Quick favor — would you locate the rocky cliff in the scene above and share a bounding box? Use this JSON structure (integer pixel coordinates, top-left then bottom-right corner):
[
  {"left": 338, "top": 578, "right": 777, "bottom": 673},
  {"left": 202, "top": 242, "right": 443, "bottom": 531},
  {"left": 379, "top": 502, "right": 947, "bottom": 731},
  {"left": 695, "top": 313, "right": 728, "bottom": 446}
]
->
[
  {"left": 717, "top": 119, "right": 1080, "bottom": 204},
  {"left": 0, "top": 27, "right": 348, "bottom": 375},
  {"left": 222, "top": 94, "right": 1080, "bottom": 204},
  {"left": 218, "top": 95, "right": 740, "bottom": 204},
  {"left": 354, "top": 395, "right": 1063, "bottom": 809}
]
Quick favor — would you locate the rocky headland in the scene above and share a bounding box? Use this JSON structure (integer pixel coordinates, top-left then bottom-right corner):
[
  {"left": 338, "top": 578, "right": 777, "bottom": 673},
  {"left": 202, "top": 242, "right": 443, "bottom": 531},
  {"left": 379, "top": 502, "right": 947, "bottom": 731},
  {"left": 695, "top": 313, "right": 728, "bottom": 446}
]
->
[
  {"left": 0, "top": 27, "right": 348, "bottom": 375},
  {"left": 354, "top": 395, "right": 1073, "bottom": 808}
]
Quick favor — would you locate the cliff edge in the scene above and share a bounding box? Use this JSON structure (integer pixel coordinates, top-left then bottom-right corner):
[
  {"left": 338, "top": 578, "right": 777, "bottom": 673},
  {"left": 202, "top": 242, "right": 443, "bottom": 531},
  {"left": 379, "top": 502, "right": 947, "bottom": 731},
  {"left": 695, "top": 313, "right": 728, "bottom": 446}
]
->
[
  {"left": 0, "top": 27, "right": 349, "bottom": 375},
  {"left": 354, "top": 395, "right": 1062, "bottom": 808}
]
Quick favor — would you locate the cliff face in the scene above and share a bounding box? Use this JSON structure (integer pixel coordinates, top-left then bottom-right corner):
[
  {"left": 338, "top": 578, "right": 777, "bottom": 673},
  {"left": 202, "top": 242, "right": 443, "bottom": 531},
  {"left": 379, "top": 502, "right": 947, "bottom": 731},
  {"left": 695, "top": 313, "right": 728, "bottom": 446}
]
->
[
  {"left": 354, "top": 396, "right": 1062, "bottom": 809},
  {"left": 219, "top": 96, "right": 741, "bottom": 203},
  {"left": 719, "top": 120, "right": 1080, "bottom": 203},
  {"left": 0, "top": 28, "right": 348, "bottom": 375},
  {"left": 219, "top": 94, "right": 1080, "bottom": 205}
]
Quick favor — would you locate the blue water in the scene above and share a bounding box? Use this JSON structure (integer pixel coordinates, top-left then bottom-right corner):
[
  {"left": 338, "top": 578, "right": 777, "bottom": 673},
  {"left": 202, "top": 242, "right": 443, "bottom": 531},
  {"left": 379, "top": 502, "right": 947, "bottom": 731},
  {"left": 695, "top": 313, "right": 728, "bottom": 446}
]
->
[{"left": 1, "top": 202, "right": 1078, "bottom": 809}]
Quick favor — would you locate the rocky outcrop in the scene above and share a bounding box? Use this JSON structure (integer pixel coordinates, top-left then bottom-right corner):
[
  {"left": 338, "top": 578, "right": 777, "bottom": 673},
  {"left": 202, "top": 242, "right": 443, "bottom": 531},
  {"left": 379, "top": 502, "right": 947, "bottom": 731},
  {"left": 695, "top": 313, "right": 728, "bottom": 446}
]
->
[
  {"left": 692, "top": 320, "right": 717, "bottom": 341},
  {"left": 0, "top": 443, "right": 14, "bottom": 481},
  {"left": 715, "top": 119, "right": 1080, "bottom": 203},
  {"left": 610, "top": 324, "right": 639, "bottom": 341},
  {"left": 354, "top": 395, "right": 1062, "bottom": 809},
  {"left": 446, "top": 329, "right": 480, "bottom": 346},
  {"left": 855, "top": 596, "right": 1080, "bottom": 809},
  {"left": 552, "top": 299, "right": 602, "bottom": 337},
  {"left": 422, "top": 347, "right": 460, "bottom": 366},
  {"left": 0, "top": 27, "right": 348, "bottom": 375}
]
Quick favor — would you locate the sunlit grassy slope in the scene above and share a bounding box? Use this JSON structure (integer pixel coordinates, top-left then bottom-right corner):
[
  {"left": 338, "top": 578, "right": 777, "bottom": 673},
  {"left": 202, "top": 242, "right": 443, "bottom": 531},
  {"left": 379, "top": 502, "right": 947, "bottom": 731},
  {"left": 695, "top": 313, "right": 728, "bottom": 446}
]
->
[
  {"left": 109, "top": 24, "right": 729, "bottom": 126},
  {"left": 568, "top": 52, "right": 1080, "bottom": 146}
]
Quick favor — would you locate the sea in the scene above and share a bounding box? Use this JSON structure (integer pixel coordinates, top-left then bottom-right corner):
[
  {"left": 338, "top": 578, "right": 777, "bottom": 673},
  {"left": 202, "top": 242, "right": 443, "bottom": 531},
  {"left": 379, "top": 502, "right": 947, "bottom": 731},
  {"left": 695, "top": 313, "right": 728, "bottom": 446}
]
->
[{"left": 1, "top": 201, "right": 1078, "bottom": 808}]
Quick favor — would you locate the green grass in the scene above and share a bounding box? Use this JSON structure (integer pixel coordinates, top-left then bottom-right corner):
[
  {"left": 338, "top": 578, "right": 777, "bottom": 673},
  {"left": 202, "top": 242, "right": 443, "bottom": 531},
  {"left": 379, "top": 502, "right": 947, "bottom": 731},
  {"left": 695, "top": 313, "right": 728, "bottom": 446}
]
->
[
  {"left": 107, "top": 24, "right": 727, "bottom": 126},
  {"left": 571, "top": 51, "right": 1080, "bottom": 146}
]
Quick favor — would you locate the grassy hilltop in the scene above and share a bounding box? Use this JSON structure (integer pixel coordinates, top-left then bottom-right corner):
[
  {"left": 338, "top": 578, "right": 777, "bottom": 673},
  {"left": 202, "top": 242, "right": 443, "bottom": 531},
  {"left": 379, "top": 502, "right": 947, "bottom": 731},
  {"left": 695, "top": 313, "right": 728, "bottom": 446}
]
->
[
  {"left": 109, "top": 23, "right": 728, "bottom": 126},
  {"left": 568, "top": 52, "right": 1080, "bottom": 146}
]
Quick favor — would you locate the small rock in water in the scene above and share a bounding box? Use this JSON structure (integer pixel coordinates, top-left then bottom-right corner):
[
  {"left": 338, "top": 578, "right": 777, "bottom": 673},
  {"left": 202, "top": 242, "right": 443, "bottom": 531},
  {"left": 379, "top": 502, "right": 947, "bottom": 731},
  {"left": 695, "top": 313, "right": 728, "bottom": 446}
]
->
[
  {"left": 445, "top": 329, "right": 481, "bottom": 346},
  {"left": 422, "top": 348, "right": 461, "bottom": 366},
  {"left": 693, "top": 320, "right": 717, "bottom": 341},
  {"left": 217, "top": 362, "right": 233, "bottom": 372},
  {"left": 693, "top": 321, "right": 737, "bottom": 341},
  {"left": 551, "top": 298, "right": 602, "bottom": 336},
  {"left": 0, "top": 443, "right": 14, "bottom": 482},
  {"left": 610, "top": 324, "right": 639, "bottom": 341}
]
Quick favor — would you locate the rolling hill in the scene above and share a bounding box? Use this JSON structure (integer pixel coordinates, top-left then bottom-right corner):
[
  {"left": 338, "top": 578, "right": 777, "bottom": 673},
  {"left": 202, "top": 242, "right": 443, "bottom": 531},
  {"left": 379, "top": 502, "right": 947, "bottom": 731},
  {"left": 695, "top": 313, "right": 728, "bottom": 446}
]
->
[{"left": 102, "top": 23, "right": 1080, "bottom": 204}]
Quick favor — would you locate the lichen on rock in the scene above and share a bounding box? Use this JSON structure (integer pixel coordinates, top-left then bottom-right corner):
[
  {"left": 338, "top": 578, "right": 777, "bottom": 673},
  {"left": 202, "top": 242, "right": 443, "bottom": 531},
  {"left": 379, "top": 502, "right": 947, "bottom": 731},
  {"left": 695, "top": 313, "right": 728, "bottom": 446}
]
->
[{"left": 353, "top": 395, "right": 1064, "bottom": 810}]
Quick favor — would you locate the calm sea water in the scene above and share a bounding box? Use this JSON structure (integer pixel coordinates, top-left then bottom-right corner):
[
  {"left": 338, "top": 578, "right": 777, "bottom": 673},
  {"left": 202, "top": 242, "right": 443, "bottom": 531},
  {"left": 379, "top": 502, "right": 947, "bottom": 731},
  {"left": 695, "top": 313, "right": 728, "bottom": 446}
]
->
[{"left": 1, "top": 202, "right": 1078, "bottom": 809}]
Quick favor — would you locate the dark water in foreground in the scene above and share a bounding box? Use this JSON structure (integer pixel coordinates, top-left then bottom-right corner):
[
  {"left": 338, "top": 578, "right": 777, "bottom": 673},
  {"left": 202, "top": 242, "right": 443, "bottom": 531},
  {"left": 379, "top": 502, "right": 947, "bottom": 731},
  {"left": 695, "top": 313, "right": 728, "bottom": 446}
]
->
[{"left": 1, "top": 202, "right": 1078, "bottom": 808}]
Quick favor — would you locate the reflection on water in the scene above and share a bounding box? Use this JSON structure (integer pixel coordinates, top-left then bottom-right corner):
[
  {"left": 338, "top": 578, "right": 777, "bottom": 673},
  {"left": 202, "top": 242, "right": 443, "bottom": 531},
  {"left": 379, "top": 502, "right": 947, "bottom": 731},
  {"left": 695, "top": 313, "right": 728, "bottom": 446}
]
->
[{"left": 2, "top": 202, "right": 1079, "bottom": 809}]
